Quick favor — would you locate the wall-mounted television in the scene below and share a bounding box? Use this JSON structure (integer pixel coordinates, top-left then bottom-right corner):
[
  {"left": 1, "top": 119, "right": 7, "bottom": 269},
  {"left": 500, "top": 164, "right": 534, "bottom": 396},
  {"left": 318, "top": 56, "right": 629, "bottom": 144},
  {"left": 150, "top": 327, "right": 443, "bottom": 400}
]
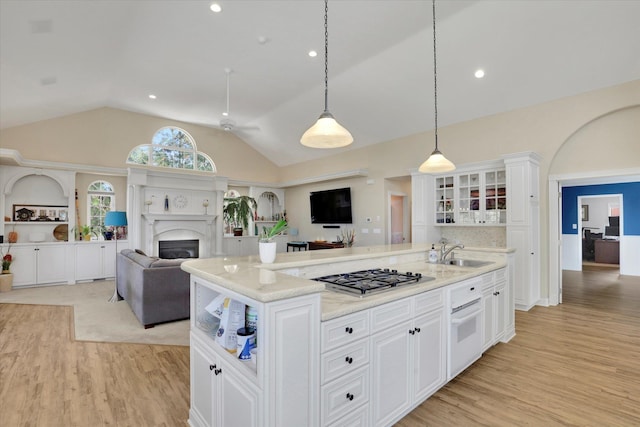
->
[{"left": 310, "top": 187, "right": 353, "bottom": 224}]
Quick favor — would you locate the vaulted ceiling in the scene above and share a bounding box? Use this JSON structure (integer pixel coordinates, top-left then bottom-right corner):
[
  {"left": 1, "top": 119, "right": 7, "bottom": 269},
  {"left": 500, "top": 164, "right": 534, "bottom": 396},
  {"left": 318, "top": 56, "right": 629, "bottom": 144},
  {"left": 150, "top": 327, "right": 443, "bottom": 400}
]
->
[{"left": 1, "top": 1, "right": 638, "bottom": 166}]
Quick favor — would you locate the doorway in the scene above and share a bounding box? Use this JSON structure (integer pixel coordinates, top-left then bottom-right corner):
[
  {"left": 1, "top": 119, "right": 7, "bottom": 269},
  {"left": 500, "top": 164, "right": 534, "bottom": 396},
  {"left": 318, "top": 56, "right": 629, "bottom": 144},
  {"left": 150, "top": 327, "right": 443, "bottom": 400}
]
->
[
  {"left": 578, "top": 194, "right": 621, "bottom": 267},
  {"left": 388, "top": 192, "right": 409, "bottom": 244}
]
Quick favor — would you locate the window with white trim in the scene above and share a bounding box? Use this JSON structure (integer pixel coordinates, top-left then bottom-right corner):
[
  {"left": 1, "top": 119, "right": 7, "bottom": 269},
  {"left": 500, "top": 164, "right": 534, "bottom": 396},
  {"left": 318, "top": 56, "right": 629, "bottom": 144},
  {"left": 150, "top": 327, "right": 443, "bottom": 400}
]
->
[
  {"left": 127, "top": 126, "right": 216, "bottom": 172},
  {"left": 87, "top": 180, "right": 115, "bottom": 239}
]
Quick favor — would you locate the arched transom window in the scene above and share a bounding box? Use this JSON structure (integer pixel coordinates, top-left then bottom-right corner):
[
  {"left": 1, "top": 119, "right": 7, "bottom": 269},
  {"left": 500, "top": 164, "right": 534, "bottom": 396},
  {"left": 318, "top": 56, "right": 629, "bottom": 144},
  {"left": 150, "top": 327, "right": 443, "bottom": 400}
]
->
[{"left": 127, "top": 126, "right": 216, "bottom": 172}]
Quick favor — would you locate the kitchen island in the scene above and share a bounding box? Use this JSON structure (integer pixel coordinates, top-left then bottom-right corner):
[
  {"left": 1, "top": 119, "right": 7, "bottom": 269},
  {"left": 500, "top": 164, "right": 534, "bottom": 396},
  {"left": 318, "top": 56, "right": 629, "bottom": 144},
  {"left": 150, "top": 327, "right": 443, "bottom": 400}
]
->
[{"left": 182, "top": 243, "right": 515, "bottom": 427}]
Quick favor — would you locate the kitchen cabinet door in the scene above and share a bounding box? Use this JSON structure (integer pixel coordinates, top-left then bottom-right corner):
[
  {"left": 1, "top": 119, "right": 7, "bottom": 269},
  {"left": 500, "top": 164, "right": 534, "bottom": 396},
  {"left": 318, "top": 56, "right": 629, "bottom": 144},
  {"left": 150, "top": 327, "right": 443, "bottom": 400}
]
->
[
  {"left": 7, "top": 246, "right": 37, "bottom": 287},
  {"left": 412, "top": 309, "right": 446, "bottom": 402},
  {"left": 190, "top": 334, "right": 260, "bottom": 427},
  {"left": 370, "top": 320, "right": 412, "bottom": 427}
]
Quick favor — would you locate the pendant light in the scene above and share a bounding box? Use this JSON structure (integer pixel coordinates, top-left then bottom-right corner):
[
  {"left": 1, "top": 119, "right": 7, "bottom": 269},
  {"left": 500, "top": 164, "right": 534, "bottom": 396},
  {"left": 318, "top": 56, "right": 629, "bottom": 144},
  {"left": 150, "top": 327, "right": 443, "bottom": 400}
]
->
[
  {"left": 300, "top": 0, "right": 353, "bottom": 149},
  {"left": 419, "top": 0, "right": 455, "bottom": 173}
]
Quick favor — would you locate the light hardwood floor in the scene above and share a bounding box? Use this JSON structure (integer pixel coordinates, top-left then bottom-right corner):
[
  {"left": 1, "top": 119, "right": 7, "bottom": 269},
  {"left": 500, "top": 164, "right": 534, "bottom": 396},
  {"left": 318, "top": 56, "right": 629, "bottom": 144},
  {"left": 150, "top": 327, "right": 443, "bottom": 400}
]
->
[{"left": 1, "top": 267, "right": 638, "bottom": 426}]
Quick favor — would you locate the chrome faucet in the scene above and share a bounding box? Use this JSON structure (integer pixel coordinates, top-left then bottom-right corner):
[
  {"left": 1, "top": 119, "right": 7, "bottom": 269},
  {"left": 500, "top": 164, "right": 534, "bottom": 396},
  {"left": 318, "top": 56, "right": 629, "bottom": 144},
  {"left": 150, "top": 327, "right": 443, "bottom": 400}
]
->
[{"left": 440, "top": 240, "right": 464, "bottom": 263}]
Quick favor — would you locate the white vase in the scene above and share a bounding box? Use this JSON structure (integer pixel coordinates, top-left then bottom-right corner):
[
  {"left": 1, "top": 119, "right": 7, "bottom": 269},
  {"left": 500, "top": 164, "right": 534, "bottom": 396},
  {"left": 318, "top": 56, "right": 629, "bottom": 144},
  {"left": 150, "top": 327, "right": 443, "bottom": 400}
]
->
[{"left": 259, "top": 241, "right": 277, "bottom": 264}]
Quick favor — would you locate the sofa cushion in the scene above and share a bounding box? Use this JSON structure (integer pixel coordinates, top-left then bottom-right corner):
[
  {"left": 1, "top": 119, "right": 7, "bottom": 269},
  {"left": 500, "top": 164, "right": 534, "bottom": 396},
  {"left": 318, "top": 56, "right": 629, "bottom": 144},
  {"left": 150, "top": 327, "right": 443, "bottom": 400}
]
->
[{"left": 150, "top": 258, "right": 186, "bottom": 268}]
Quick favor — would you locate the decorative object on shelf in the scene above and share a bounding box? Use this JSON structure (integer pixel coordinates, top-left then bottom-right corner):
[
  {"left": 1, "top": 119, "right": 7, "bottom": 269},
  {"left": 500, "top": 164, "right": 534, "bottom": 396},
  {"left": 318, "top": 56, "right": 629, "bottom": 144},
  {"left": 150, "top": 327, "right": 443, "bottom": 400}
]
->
[
  {"left": 7, "top": 230, "right": 18, "bottom": 244},
  {"left": 76, "top": 224, "right": 94, "bottom": 241},
  {"left": 223, "top": 195, "right": 257, "bottom": 236},
  {"left": 164, "top": 195, "right": 169, "bottom": 211},
  {"left": 105, "top": 211, "right": 128, "bottom": 303},
  {"left": 53, "top": 224, "right": 68, "bottom": 241},
  {"left": 338, "top": 228, "right": 356, "bottom": 247},
  {"left": 258, "top": 219, "right": 288, "bottom": 264},
  {"left": 173, "top": 194, "right": 188, "bottom": 209},
  {"left": 202, "top": 199, "right": 209, "bottom": 214},
  {"left": 419, "top": 0, "right": 456, "bottom": 174},
  {"left": 145, "top": 197, "right": 153, "bottom": 213},
  {"left": 300, "top": 0, "right": 353, "bottom": 149},
  {"left": 12, "top": 204, "right": 68, "bottom": 222}
]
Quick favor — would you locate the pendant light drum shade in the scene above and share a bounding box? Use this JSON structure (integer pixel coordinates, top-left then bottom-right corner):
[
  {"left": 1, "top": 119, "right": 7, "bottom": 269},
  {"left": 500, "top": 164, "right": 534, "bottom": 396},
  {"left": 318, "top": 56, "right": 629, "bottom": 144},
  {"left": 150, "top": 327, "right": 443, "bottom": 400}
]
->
[{"left": 300, "top": 0, "right": 353, "bottom": 149}]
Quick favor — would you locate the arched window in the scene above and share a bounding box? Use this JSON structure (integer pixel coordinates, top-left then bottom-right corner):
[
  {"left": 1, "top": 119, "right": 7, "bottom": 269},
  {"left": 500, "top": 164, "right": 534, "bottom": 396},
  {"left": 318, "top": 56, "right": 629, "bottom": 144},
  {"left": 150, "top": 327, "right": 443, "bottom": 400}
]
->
[
  {"left": 87, "top": 180, "right": 115, "bottom": 239},
  {"left": 127, "top": 126, "right": 216, "bottom": 172}
]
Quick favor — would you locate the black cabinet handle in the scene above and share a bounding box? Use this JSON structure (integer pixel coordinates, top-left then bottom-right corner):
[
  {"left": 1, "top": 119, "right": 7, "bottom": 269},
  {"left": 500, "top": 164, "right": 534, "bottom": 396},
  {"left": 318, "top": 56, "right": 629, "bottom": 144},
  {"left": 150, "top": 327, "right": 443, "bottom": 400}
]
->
[
  {"left": 414, "top": 327, "right": 421, "bottom": 333},
  {"left": 345, "top": 356, "right": 353, "bottom": 364},
  {"left": 209, "top": 364, "right": 216, "bottom": 371},
  {"left": 345, "top": 327, "right": 353, "bottom": 334},
  {"left": 409, "top": 329, "right": 415, "bottom": 335},
  {"left": 214, "top": 368, "right": 222, "bottom": 375},
  {"left": 345, "top": 393, "right": 354, "bottom": 401}
]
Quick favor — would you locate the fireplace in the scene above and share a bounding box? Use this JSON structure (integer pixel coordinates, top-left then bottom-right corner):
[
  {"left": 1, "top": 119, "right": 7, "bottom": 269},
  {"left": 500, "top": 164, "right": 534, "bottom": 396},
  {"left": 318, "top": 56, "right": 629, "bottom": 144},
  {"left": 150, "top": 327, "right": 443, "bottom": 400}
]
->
[{"left": 159, "top": 239, "right": 199, "bottom": 259}]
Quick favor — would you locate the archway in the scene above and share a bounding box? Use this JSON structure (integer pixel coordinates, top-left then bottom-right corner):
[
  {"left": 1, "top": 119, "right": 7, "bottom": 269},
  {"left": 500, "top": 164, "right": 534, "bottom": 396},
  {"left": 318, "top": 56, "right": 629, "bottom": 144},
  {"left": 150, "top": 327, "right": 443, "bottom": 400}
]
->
[{"left": 547, "top": 105, "right": 640, "bottom": 305}]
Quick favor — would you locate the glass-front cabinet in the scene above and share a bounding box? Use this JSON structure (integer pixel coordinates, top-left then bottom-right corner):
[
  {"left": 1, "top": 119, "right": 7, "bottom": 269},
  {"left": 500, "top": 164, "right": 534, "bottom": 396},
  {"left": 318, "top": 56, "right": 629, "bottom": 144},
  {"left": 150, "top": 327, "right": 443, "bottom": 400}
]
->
[
  {"left": 435, "top": 176, "right": 455, "bottom": 224},
  {"left": 434, "top": 168, "right": 506, "bottom": 226}
]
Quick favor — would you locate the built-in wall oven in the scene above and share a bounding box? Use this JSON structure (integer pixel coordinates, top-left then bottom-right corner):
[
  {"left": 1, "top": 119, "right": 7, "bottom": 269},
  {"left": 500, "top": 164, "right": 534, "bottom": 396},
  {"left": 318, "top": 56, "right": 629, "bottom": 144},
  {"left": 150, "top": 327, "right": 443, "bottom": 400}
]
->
[{"left": 447, "top": 277, "right": 484, "bottom": 380}]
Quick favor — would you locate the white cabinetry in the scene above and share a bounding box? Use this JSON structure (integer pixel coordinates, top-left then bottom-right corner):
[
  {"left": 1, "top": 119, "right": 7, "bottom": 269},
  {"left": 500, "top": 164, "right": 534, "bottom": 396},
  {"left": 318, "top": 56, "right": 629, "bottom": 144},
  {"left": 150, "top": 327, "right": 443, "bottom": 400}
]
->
[
  {"left": 410, "top": 172, "right": 436, "bottom": 244},
  {"left": 369, "top": 289, "right": 446, "bottom": 427},
  {"left": 481, "top": 269, "right": 507, "bottom": 352},
  {"left": 75, "top": 241, "right": 129, "bottom": 281},
  {"left": 320, "top": 310, "right": 370, "bottom": 426},
  {"left": 504, "top": 152, "right": 541, "bottom": 310},
  {"left": 223, "top": 236, "right": 258, "bottom": 257},
  {"left": 9, "top": 244, "right": 70, "bottom": 287},
  {"left": 189, "top": 276, "right": 320, "bottom": 427},
  {"left": 190, "top": 333, "right": 261, "bottom": 427},
  {"left": 434, "top": 164, "right": 506, "bottom": 226}
]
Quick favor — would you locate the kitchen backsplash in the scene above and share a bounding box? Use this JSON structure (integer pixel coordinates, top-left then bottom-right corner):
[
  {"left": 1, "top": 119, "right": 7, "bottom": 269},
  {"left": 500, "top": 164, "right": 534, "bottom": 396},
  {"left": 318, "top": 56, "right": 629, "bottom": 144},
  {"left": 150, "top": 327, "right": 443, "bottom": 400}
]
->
[{"left": 440, "top": 227, "right": 507, "bottom": 248}]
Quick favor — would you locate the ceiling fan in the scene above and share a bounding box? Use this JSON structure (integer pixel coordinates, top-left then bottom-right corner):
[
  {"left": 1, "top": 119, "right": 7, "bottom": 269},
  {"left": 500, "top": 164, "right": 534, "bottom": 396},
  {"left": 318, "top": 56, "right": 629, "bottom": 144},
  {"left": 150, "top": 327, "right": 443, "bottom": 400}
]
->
[{"left": 217, "top": 68, "right": 259, "bottom": 133}]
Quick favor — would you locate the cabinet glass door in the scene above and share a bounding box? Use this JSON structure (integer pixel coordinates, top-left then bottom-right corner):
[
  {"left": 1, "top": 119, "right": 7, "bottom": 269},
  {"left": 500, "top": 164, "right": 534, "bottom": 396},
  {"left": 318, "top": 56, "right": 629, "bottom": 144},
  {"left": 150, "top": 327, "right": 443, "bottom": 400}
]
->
[
  {"left": 435, "top": 176, "right": 454, "bottom": 224},
  {"left": 457, "top": 173, "right": 480, "bottom": 224},
  {"left": 484, "top": 170, "right": 506, "bottom": 224}
]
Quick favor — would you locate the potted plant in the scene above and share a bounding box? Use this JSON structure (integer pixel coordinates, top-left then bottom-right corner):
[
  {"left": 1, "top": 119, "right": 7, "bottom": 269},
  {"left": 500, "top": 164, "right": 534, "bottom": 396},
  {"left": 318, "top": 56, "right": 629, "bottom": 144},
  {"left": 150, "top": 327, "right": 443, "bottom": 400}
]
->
[
  {"left": 223, "top": 195, "right": 257, "bottom": 236},
  {"left": 258, "top": 219, "right": 288, "bottom": 264},
  {"left": 0, "top": 245, "right": 13, "bottom": 292}
]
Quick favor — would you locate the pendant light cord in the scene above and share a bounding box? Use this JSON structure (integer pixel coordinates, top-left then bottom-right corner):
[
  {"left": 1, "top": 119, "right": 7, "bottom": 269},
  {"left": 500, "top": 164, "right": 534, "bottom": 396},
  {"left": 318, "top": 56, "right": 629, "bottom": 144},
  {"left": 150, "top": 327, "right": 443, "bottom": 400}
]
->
[
  {"left": 432, "top": 0, "right": 439, "bottom": 151},
  {"left": 324, "top": 0, "right": 329, "bottom": 113}
]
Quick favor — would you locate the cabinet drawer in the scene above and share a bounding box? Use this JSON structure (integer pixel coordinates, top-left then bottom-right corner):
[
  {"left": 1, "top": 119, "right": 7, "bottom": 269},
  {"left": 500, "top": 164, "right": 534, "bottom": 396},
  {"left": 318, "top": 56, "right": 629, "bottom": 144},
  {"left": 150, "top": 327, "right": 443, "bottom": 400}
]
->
[
  {"left": 414, "top": 288, "right": 444, "bottom": 316},
  {"left": 322, "top": 311, "right": 369, "bottom": 352},
  {"left": 370, "top": 297, "right": 412, "bottom": 334},
  {"left": 494, "top": 267, "right": 506, "bottom": 282},
  {"left": 326, "top": 404, "right": 369, "bottom": 427},
  {"left": 480, "top": 271, "right": 495, "bottom": 288},
  {"left": 449, "top": 277, "right": 482, "bottom": 307},
  {"left": 321, "top": 366, "right": 369, "bottom": 426},
  {"left": 321, "top": 338, "right": 369, "bottom": 385}
]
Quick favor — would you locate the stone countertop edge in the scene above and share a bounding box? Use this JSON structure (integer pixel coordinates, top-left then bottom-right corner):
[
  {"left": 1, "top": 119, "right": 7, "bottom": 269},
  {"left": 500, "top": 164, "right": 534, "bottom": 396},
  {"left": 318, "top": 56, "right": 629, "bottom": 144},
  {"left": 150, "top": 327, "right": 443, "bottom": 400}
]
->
[{"left": 181, "top": 243, "right": 513, "bottom": 308}]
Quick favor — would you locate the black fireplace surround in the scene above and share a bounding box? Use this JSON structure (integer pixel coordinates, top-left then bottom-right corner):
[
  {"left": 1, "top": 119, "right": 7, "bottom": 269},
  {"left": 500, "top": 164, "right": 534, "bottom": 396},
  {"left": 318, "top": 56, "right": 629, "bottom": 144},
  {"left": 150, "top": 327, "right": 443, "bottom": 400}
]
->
[{"left": 158, "top": 239, "right": 199, "bottom": 259}]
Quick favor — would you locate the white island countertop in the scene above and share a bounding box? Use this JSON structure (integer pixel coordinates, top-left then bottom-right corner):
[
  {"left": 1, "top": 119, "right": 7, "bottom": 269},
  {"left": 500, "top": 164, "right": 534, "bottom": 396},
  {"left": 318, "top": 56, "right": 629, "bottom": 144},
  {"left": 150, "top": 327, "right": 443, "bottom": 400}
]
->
[{"left": 181, "top": 243, "right": 514, "bottom": 321}]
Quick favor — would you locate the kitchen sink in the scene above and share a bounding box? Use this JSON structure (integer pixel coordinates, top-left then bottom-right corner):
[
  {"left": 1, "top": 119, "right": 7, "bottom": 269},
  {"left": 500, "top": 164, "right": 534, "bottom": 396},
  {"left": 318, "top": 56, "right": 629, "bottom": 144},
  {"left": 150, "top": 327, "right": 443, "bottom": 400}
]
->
[{"left": 443, "top": 259, "right": 494, "bottom": 268}]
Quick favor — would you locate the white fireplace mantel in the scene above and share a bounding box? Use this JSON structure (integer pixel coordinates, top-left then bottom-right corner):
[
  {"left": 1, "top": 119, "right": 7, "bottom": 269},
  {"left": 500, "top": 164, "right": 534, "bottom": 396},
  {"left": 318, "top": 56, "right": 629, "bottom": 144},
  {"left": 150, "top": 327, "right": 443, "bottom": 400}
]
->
[{"left": 142, "top": 214, "right": 218, "bottom": 223}]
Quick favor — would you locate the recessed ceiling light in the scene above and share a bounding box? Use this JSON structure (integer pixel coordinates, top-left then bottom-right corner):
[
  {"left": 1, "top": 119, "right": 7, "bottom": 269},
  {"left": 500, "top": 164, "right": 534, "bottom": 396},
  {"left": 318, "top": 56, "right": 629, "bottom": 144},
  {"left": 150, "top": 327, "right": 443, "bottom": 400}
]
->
[
  {"left": 474, "top": 69, "right": 485, "bottom": 79},
  {"left": 222, "top": 112, "right": 228, "bottom": 117},
  {"left": 308, "top": 50, "right": 318, "bottom": 57},
  {"left": 148, "top": 94, "right": 157, "bottom": 99},
  {"left": 210, "top": 3, "right": 222, "bottom": 13}
]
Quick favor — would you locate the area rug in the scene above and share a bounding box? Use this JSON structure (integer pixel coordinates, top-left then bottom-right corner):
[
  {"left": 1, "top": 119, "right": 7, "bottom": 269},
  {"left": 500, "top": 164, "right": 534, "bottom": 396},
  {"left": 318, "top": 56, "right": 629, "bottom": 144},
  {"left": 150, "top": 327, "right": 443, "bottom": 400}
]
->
[{"left": 0, "top": 280, "right": 189, "bottom": 346}]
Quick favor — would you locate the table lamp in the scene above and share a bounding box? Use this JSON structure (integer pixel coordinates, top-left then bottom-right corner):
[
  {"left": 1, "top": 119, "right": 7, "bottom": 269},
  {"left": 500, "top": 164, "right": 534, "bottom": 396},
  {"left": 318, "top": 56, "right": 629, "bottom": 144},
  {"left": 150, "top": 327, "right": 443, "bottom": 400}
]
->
[{"left": 105, "top": 211, "right": 128, "bottom": 303}]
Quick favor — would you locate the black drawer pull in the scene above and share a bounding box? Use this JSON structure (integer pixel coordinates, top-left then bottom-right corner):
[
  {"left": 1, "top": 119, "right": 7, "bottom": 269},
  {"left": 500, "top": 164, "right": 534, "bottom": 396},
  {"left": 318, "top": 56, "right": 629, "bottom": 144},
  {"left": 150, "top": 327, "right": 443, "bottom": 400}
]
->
[
  {"left": 345, "top": 356, "right": 353, "bottom": 364},
  {"left": 414, "top": 327, "right": 421, "bottom": 333},
  {"left": 345, "top": 327, "right": 353, "bottom": 334},
  {"left": 345, "top": 393, "right": 354, "bottom": 401},
  {"left": 209, "top": 364, "right": 216, "bottom": 371},
  {"left": 214, "top": 368, "right": 222, "bottom": 375}
]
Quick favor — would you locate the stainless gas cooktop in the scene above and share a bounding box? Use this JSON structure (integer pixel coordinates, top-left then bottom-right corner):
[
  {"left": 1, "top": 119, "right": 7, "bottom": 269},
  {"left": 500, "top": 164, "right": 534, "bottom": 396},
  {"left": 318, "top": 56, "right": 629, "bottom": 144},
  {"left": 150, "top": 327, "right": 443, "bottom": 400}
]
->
[{"left": 313, "top": 268, "right": 435, "bottom": 297}]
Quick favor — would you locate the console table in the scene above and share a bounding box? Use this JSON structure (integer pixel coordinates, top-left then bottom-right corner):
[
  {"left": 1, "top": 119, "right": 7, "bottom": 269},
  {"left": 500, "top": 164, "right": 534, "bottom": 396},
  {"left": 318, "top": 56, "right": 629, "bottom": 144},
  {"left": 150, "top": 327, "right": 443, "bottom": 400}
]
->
[
  {"left": 287, "top": 241, "right": 308, "bottom": 251},
  {"left": 594, "top": 239, "right": 619, "bottom": 264},
  {"left": 307, "top": 241, "right": 344, "bottom": 250}
]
